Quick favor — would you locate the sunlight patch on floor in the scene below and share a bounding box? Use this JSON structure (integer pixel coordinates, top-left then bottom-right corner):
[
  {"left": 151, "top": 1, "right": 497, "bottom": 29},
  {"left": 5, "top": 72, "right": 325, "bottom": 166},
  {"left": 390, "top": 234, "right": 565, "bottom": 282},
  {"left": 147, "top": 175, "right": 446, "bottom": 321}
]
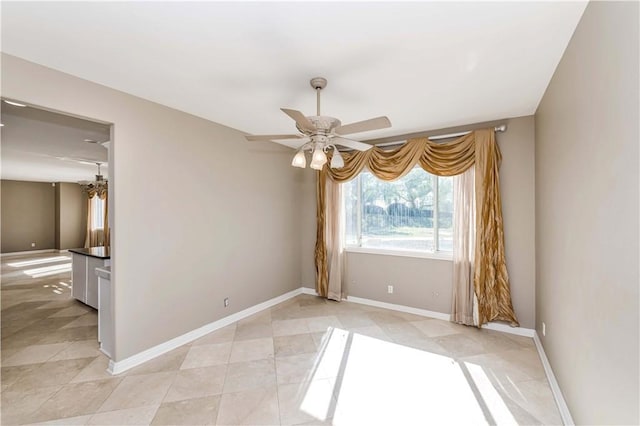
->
[
  {"left": 44, "top": 281, "right": 70, "bottom": 295},
  {"left": 24, "top": 263, "right": 72, "bottom": 278},
  {"left": 299, "top": 378, "right": 336, "bottom": 422},
  {"left": 7, "top": 256, "right": 70, "bottom": 268},
  {"left": 464, "top": 362, "right": 518, "bottom": 425},
  {"left": 297, "top": 327, "right": 522, "bottom": 425}
]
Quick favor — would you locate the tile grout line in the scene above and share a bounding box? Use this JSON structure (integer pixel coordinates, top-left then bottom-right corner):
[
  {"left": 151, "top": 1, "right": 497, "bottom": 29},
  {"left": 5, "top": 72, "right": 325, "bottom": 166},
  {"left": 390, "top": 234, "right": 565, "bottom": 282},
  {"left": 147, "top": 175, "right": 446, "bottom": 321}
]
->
[
  {"left": 216, "top": 356, "right": 233, "bottom": 424},
  {"left": 148, "top": 370, "right": 180, "bottom": 424},
  {"left": 91, "top": 374, "right": 128, "bottom": 418},
  {"left": 270, "top": 313, "right": 284, "bottom": 426}
]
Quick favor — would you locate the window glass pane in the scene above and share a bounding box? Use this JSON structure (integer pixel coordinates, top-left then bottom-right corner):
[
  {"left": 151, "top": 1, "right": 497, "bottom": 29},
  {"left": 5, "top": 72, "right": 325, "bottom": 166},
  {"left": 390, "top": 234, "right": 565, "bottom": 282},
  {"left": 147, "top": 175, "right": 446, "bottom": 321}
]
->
[
  {"left": 438, "top": 176, "right": 453, "bottom": 252},
  {"left": 91, "top": 197, "right": 105, "bottom": 230},
  {"left": 343, "top": 166, "right": 454, "bottom": 254},
  {"left": 350, "top": 168, "right": 436, "bottom": 251}
]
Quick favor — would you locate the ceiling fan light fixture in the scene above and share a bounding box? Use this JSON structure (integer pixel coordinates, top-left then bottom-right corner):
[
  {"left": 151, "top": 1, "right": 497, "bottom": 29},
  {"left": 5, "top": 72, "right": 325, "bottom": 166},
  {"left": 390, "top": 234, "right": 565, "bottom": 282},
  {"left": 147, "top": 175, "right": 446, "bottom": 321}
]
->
[
  {"left": 79, "top": 162, "right": 108, "bottom": 197},
  {"left": 310, "top": 146, "right": 327, "bottom": 170},
  {"left": 291, "top": 150, "right": 306, "bottom": 168},
  {"left": 330, "top": 149, "right": 344, "bottom": 169}
]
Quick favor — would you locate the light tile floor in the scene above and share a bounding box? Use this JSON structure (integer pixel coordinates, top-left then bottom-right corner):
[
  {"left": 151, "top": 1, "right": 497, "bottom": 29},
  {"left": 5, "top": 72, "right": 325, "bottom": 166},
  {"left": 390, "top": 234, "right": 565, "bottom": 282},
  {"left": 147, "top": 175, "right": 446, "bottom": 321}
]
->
[{"left": 1, "top": 253, "right": 562, "bottom": 425}]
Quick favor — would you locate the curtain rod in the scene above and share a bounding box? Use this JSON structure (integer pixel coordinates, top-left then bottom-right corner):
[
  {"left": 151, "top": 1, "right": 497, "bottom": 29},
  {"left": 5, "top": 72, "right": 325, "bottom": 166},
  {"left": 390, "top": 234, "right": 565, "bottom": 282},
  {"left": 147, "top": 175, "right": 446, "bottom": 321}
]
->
[
  {"left": 361, "top": 121, "right": 508, "bottom": 149},
  {"left": 428, "top": 124, "right": 506, "bottom": 141}
]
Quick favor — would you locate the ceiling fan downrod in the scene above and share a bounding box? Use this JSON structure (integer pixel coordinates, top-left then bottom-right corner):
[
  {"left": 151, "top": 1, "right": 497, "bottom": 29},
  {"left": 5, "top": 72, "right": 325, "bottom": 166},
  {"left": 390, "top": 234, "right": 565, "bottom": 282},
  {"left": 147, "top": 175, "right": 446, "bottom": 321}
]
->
[{"left": 310, "top": 77, "right": 327, "bottom": 116}]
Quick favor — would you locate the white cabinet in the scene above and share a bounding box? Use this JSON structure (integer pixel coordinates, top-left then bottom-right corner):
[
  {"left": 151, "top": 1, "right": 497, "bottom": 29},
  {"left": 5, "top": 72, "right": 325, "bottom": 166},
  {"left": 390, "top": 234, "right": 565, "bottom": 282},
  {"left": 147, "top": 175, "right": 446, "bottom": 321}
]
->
[
  {"left": 70, "top": 248, "right": 110, "bottom": 310},
  {"left": 96, "top": 266, "right": 113, "bottom": 358},
  {"left": 71, "top": 253, "right": 87, "bottom": 302},
  {"left": 86, "top": 257, "right": 103, "bottom": 308}
]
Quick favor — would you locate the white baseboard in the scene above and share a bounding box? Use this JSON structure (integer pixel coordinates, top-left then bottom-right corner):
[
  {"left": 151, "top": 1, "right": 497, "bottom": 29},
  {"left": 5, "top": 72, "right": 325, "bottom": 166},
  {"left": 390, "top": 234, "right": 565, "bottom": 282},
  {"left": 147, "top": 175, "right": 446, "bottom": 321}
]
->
[
  {"left": 300, "top": 287, "right": 316, "bottom": 295},
  {"left": 343, "top": 294, "right": 535, "bottom": 338},
  {"left": 1, "top": 249, "right": 56, "bottom": 257},
  {"left": 533, "top": 332, "right": 574, "bottom": 425},
  {"left": 108, "top": 287, "right": 304, "bottom": 375},
  {"left": 57, "top": 249, "right": 70, "bottom": 253},
  {"left": 346, "top": 295, "right": 452, "bottom": 322},
  {"left": 482, "top": 321, "right": 535, "bottom": 337}
]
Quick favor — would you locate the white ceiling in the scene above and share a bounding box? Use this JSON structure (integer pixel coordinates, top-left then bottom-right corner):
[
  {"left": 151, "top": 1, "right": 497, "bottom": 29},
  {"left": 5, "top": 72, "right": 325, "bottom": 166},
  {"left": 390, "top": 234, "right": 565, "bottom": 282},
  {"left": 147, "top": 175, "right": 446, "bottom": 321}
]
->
[
  {"left": 1, "top": 2, "right": 586, "bottom": 159},
  {"left": 1, "top": 102, "right": 110, "bottom": 182}
]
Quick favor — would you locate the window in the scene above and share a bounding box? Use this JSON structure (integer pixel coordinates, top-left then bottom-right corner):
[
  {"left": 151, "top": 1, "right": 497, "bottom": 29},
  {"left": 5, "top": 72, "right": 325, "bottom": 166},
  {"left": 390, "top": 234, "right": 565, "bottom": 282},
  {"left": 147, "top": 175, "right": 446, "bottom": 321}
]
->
[
  {"left": 344, "top": 167, "right": 453, "bottom": 255},
  {"left": 90, "top": 196, "right": 105, "bottom": 231}
]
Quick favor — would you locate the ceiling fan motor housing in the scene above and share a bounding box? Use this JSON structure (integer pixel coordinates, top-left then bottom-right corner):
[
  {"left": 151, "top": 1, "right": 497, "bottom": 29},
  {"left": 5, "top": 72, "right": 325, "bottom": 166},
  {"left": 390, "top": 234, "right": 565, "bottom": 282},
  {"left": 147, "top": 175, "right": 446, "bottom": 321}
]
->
[{"left": 296, "top": 115, "right": 342, "bottom": 136}]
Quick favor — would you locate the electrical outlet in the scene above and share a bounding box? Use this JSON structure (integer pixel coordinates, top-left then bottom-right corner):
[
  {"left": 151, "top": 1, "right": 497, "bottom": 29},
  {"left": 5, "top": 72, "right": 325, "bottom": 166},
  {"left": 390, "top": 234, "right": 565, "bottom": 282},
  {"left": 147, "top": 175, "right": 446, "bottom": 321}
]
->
[
  {"left": 542, "top": 322, "right": 546, "bottom": 336},
  {"left": 31, "top": 242, "right": 36, "bottom": 248},
  {"left": 224, "top": 298, "right": 229, "bottom": 307},
  {"left": 387, "top": 285, "right": 393, "bottom": 294}
]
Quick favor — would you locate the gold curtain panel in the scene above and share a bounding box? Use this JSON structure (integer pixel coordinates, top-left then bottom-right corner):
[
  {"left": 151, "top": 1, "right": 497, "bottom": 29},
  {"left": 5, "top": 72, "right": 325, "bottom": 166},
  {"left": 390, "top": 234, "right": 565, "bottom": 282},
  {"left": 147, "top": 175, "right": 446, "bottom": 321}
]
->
[{"left": 315, "top": 128, "right": 519, "bottom": 327}]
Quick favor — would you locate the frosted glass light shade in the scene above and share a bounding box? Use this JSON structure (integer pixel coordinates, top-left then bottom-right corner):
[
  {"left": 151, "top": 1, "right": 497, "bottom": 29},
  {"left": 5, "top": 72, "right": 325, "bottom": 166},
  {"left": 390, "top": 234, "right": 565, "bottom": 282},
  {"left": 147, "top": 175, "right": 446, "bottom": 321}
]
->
[
  {"left": 291, "top": 150, "right": 306, "bottom": 168},
  {"left": 330, "top": 150, "right": 344, "bottom": 168},
  {"left": 310, "top": 147, "right": 327, "bottom": 170}
]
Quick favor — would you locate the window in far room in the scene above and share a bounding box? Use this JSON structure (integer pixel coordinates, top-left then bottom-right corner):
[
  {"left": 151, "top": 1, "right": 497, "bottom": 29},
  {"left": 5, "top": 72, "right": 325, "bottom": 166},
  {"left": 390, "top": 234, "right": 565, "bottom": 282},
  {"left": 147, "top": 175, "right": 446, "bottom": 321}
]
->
[
  {"left": 90, "top": 196, "right": 105, "bottom": 231},
  {"left": 343, "top": 166, "right": 453, "bottom": 255}
]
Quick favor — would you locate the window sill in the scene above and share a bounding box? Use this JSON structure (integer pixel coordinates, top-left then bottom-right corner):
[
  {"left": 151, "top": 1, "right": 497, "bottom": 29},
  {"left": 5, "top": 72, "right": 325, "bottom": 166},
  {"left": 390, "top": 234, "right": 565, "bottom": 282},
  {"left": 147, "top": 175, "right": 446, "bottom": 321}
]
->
[{"left": 345, "top": 246, "right": 453, "bottom": 261}]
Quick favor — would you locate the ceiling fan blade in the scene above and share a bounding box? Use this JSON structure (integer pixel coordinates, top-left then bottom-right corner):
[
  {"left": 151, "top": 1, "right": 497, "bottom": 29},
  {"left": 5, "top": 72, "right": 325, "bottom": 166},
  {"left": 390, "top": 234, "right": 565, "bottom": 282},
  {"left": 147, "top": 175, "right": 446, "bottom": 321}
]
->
[
  {"left": 335, "top": 116, "right": 391, "bottom": 135},
  {"left": 245, "top": 134, "right": 303, "bottom": 141},
  {"left": 331, "top": 136, "right": 374, "bottom": 151},
  {"left": 281, "top": 108, "right": 316, "bottom": 133}
]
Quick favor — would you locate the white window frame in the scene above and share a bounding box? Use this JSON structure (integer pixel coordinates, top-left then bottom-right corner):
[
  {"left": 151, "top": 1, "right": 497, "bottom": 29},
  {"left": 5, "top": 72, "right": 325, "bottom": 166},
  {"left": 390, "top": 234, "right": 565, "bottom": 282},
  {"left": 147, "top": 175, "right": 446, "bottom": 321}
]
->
[{"left": 343, "top": 169, "right": 453, "bottom": 261}]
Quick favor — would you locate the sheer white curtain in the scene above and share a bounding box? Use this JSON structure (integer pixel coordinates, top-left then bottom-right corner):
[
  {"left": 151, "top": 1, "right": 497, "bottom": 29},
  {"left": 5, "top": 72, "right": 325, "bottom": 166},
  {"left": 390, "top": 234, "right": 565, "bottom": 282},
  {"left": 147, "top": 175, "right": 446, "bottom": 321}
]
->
[
  {"left": 84, "top": 194, "right": 106, "bottom": 248},
  {"left": 325, "top": 178, "right": 346, "bottom": 301},
  {"left": 451, "top": 166, "right": 478, "bottom": 325}
]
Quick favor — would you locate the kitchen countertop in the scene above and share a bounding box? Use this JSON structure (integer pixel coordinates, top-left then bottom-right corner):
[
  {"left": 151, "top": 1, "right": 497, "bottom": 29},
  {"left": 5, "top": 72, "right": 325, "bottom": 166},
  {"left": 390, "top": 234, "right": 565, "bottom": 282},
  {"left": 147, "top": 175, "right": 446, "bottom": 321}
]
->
[{"left": 69, "top": 247, "right": 110, "bottom": 259}]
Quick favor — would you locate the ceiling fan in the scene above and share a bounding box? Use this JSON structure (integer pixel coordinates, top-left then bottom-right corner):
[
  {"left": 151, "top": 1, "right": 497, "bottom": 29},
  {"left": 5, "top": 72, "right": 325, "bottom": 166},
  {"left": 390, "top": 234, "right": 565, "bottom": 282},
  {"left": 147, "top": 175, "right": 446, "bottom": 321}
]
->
[
  {"left": 245, "top": 77, "right": 391, "bottom": 169},
  {"left": 79, "top": 162, "right": 108, "bottom": 196}
]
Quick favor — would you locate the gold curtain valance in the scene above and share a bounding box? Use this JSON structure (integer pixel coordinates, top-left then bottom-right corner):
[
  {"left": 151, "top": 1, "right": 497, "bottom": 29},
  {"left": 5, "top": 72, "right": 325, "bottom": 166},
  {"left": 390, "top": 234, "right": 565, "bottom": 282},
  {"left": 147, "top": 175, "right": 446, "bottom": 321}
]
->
[
  {"left": 315, "top": 128, "right": 518, "bottom": 327},
  {"left": 86, "top": 189, "right": 107, "bottom": 200},
  {"left": 326, "top": 131, "right": 476, "bottom": 182}
]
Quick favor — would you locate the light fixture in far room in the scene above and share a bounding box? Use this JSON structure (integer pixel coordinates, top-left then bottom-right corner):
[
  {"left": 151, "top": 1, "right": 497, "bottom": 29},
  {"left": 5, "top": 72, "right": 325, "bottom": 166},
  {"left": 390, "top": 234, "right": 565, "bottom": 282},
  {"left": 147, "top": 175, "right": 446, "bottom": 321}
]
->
[{"left": 79, "top": 162, "right": 108, "bottom": 197}]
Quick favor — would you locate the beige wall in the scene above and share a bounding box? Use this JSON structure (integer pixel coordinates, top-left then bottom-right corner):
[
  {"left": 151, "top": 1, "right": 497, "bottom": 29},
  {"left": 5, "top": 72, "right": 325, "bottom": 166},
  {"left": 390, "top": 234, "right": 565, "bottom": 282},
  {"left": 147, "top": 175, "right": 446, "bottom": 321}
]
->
[
  {"left": 55, "top": 182, "right": 87, "bottom": 250},
  {"left": 2, "top": 54, "right": 304, "bottom": 361},
  {"left": 535, "top": 2, "right": 639, "bottom": 424},
  {"left": 303, "top": 116, "right": 537, "bottom": 328},
  {"left": 1, "top": 180, "right": 56, "bottom": 253},
  {"left": 348, "top": 252, "right": 453, "bottom": 313}
]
